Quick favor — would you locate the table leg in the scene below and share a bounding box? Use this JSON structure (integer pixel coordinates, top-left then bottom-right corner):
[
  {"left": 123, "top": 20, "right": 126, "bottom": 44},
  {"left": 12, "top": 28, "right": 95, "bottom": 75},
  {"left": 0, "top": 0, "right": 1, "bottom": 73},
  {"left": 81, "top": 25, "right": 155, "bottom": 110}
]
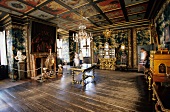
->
[
  {"left": 72, "top": 70, "right": 75, "bottom": 84},
  {"left": 92, "top": 68, "right": 95, "bottom": 79},
  {"left": 82, "top": 73, "right": 85, "bottom": 86}
]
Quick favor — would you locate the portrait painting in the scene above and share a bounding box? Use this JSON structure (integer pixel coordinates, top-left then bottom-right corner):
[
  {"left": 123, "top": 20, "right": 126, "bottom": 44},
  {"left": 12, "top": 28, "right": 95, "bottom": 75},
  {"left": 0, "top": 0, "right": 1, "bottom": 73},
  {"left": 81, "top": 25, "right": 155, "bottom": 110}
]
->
[{"left": 31, "top": 21, "right": 56, "bottom": 53}]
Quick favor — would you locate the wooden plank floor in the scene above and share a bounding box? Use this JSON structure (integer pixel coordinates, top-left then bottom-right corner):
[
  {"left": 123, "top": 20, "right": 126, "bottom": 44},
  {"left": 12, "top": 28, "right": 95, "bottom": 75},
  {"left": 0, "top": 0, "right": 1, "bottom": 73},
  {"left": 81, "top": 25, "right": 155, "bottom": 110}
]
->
[{"left": 0, "top": 69, "right": 153, "bottom": 112}]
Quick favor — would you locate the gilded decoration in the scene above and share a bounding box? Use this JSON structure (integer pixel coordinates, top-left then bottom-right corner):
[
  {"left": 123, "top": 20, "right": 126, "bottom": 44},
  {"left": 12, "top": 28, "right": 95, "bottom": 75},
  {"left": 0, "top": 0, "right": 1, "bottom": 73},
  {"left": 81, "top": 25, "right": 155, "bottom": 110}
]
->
[
  {"left": 127, "top": 29, "right": 132, "bottom": 68},
  {"left": 23, "top": 24, "right": 30, "bottom": 77},
  {"left": 150, "top": 23, "right": 159, "bottom": 45},
  {"left": 133, "top": 28, "right": 137, "bottom": 68}
]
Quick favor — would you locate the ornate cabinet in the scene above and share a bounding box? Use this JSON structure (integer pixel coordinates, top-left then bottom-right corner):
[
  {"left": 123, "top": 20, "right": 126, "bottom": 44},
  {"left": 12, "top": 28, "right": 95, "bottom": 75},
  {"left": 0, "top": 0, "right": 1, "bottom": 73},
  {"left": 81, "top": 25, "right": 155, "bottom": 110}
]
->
[
  {"left": 98, "top": 42, "right": 116, "bottom": 70},
  {"left": 150, "top": 50, "right": 170, "bottom": 76}
]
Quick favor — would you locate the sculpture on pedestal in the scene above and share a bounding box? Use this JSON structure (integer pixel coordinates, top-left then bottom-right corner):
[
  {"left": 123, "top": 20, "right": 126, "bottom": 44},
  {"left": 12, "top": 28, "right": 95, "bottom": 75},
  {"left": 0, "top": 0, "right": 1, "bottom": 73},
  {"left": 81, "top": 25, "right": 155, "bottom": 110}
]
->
[
  {"left": 15, "top": 51, "right": 26, "bottom": 62},
  {"left": 14, "top": 51, "right": 26, "bottom": 80}
]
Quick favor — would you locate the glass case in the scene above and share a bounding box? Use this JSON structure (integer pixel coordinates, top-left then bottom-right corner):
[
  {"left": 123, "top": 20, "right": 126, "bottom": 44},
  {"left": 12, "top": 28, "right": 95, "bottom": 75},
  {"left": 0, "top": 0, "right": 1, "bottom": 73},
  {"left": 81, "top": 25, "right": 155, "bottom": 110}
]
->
[{"left": 98, "top": 42, "right": 115, "bottom": 58}]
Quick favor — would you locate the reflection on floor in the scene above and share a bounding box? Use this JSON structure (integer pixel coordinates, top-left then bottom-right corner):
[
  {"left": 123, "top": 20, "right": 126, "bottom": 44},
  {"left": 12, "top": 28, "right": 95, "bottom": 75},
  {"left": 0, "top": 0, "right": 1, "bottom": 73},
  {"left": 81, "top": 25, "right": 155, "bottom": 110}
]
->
[
  {"left": 0, "top": 79, "right": 30, "bottom": 91},
  {"left": 0, "top": 68, "right": 153, "bottom": 112}
]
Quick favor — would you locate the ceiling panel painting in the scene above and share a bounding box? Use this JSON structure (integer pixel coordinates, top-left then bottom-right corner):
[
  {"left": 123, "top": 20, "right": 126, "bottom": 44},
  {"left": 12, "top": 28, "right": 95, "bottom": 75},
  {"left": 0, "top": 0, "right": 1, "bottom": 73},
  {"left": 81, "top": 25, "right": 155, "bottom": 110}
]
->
[
  {"left": 95, "top": 20, "right": 110, "bottom": 26},
  {"left": 124, "top": 0, "right": 148, "bottom": 6},
  {"left": 97, "top": 0, "right": 121, "bottom": 12},
  {"left": 74, "top": 19, "right": 91, "bottom": 24},
  {"left": 73, "top": 20, "right": 93, "bottom": 28},
  {"left": 110, "top": 17, "right": 125, "bottom": 24},
  {"left": 59, "top": 0, "right": 88, "bottom": 9},
  {"left": 61, "top": 12, "right": 82, "bottom": 22},
  {"left": 41, "top": 1, "right": 68, "bottom": 15},
  {"left": 29, "top": 10, "right": 54, "bottom": 20},
  {"left": 105, "top": 10, "right": 123, "bottom": 19},
  {"left": 50, "top": 17, "right": 69, "bottom": 24},
  {"left": 0, "top": 6, "right": 22, "bottom": 15},
  {"left": 0, "top": 0, "right": 33, "bottom": 13},
  {"left": 128, "top": 13, "right": 145, "bottom": 21},
  {"left": 126, "top": 3, "right": 148, "bottom": 15},
  {"left": 62, "top": 23, "right": 77, "bottom": 28},
  {"left": 76, "top": 5, "right": 99, "bottom": 17},
  {"left": 61, "top": 24, "right": 77, "bottom": 30},
  {"left": 89, "top": 14, "right": 105, "bottom": 22},
  {"left": 23, "top": 0, "right": 47, "bottom": 7}
]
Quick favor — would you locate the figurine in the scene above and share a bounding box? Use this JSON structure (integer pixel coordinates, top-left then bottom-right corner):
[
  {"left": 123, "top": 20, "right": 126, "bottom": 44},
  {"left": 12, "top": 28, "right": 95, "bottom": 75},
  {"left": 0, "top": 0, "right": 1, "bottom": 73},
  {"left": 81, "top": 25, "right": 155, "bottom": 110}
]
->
[
  {"left": 15, "top": 51, "right": 26, "bottom": 62},
  {"left": 74, "top": 52, "right": 80, "bottom": 67}
]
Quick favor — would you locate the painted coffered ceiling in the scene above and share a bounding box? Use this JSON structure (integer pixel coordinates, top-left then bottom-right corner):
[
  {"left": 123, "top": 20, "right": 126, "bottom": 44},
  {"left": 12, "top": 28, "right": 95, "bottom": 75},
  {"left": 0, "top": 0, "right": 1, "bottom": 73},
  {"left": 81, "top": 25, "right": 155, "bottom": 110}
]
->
[{"left": 0, "top": 0, "right": 164, "bottom": 33}]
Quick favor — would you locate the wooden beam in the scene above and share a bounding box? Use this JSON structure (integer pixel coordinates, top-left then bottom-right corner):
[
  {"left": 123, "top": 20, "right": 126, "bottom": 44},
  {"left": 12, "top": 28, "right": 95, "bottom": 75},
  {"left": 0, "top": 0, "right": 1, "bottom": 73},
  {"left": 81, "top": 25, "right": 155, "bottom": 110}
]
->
[
  {"left": 119, "top": 0, "right": 129, "bottom": 22},
  {"left": 87, "top": 0, "right": 112, "bottom": 26}
]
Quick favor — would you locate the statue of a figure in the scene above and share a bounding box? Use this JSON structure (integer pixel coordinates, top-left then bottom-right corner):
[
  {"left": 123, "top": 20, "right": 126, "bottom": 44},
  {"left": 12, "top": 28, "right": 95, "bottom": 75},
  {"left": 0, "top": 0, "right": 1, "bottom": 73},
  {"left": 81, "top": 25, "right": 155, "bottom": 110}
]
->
[{"left": 15, "top": 51, "right": 26, "bottom": 62}]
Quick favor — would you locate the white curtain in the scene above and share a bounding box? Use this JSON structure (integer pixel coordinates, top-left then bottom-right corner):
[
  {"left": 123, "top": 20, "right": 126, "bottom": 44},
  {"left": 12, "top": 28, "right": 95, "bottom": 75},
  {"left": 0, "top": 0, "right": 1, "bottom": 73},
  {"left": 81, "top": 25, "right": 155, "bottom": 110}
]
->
[{"left": 0, "top": 31, "right": 7, "bottom": 65}]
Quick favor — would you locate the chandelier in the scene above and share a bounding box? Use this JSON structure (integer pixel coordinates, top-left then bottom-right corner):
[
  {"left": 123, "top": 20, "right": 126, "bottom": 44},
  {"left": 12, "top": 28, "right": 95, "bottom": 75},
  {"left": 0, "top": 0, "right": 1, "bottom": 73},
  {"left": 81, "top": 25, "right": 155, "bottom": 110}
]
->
[
  {"left": 73, "top": 11, "right": 93, "bottom": 42},
  {"left": 73, "top": 23, "right": 93, "bottom": 42}
]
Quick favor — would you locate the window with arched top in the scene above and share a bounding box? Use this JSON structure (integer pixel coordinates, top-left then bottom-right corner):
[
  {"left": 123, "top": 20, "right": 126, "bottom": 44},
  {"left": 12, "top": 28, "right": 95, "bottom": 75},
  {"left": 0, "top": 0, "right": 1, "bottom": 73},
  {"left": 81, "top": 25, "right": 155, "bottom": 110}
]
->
[{"left": 159, "top": 63, "right": 166, "bottom": 73}]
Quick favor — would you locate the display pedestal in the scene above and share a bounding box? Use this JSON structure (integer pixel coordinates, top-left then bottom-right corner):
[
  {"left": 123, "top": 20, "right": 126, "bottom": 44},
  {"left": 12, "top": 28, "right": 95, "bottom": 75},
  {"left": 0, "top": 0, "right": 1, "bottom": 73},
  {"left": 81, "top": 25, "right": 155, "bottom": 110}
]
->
[{"left": 17, "top": 61, "right": 25, "bottom": 80}]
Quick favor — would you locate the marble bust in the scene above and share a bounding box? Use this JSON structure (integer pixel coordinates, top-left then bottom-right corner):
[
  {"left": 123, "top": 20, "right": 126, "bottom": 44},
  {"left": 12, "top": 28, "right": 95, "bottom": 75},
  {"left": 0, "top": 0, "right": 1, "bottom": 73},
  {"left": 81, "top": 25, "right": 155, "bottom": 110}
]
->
[{"left": 15, "top": 51, "right": 26, "bottom": 62}]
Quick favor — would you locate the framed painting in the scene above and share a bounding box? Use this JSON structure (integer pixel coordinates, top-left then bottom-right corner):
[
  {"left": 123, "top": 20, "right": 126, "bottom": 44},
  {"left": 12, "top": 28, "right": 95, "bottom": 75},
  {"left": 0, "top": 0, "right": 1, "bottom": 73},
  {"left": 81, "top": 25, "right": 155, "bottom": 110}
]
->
[{"left": 31, "top": 21, "right": 56, "bottom": 53}]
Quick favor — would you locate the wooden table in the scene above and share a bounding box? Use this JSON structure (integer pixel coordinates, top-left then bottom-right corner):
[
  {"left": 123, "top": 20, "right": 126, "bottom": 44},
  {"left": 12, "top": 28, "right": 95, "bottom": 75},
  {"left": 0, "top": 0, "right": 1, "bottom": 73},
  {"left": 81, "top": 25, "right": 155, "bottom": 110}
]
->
[{"left": 70, "top": 64, "right": 96, "bottom": 86}]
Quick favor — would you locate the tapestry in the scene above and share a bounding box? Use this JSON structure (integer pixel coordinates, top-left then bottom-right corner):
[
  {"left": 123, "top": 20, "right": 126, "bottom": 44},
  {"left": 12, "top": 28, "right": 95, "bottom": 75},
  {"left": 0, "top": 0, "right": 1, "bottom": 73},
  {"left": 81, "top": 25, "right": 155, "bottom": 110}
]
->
[
  {"left": 6, "top": 28, "right": 26, "bottom": 76},
  {"left": 62, "top": 36, "right": 70, "bottom": 63},
  {"left": 69, "top": 31, "right": 76, "bottom": 66},
  {"left": 31, "top": 21, "right": 56, "bottom": 53},
  {"left": 111, "top": 31, "right": 129, "bottom": 64},
  {"left": 155, "top": 2, "right": 170, "bottom": 45},
  {"left": 136, "top": 28, "right": 150, "bottom": 45},
  {"left": 6, "top": 29, "right": 13, "bottom": 74}
]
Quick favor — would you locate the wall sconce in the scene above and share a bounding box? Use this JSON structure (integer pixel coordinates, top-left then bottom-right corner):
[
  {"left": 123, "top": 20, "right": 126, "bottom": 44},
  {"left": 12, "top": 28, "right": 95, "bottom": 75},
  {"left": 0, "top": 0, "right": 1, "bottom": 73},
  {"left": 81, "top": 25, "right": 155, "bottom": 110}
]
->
[{"left": 121, "top": 44, "right": 125, "bottom": 51}]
